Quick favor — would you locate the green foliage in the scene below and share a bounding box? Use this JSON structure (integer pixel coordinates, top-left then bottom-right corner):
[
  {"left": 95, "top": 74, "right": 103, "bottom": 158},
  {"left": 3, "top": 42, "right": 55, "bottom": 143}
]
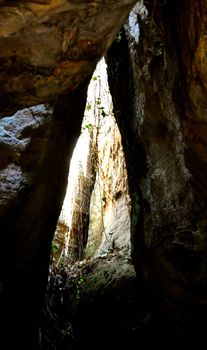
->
[
  {"left": 76, "top": 275, "right": 85, "bottom": 301},
  {"left": 82, "top": 123, "right": 94, "bottom": 131},
  {"left": 92, "top": 75, "right": 100, "bottom": 81},
  {"left": 85, "top": 96, "right": 109, "bottom": 121},
  {"left": 86, "top": 103, "right": 92, "bottom": 111},
  {"left": 51, "top": 242, "right": 59, "bottom": 255}
]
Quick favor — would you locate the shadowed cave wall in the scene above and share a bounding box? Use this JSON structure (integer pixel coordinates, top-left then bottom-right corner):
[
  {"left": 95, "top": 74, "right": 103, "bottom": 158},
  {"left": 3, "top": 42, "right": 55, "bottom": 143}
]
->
[
  {"left": 0, "top": 0, "right": 207, "bottom": 347},
  {"left": 106, "top": 0, "right": 207, "bottom": 338},
  {"left": 0, "top": 1, "right": 137, "bottom": 348}
]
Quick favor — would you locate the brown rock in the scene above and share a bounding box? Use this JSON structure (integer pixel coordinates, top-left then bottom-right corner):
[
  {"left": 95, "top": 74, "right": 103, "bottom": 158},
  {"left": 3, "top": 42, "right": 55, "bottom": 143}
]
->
[{"left": 0, "top": 0, "right": 136, "bottom": 117}]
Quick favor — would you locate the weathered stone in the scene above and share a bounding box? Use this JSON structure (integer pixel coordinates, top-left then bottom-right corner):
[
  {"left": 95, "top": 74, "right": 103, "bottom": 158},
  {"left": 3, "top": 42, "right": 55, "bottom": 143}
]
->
[
  {"left": 0, "top": 0, "right": 137, "bottom": 117},
  {"left": 87, "top": 61, "right": 131, "bottom": 257},
  {"left": 0, "top": 1, "right": 137, "bottom": 347},
  {"left": 1, "top": 0, "right": 207, "bottom": 344},
  {"left": 0, "top": 78, "right": 90, "bottom": 349},
  {"left": 55, "top": 59, "right": 131, "bottom": 261},
  {"left": 106, "top": 0, "right": 207, "bottom": 336},
  {"left": 63, "top": 253, "right": 142, "bottom": 349}
]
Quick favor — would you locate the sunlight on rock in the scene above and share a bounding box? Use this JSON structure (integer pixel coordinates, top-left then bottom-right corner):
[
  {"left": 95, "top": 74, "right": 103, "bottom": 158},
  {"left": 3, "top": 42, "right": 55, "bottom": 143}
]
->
[{"left": 54, "top": 58, "right": 131, "bottom": 262}]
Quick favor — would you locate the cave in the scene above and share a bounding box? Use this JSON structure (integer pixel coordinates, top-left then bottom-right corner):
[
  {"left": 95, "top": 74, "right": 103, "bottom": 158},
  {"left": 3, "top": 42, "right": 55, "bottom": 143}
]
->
[
  {"left": 0, "top": 0, "right": 207, "bottom": 349},
  {"left": 53, "top": 58, "right": 131, "bottom": 262}
]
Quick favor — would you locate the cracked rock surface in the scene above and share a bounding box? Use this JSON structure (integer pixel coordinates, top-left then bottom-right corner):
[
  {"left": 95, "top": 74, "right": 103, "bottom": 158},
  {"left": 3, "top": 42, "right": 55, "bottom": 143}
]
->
[{"left": 0, "top": 0, "right": 136, "bottom": 116}]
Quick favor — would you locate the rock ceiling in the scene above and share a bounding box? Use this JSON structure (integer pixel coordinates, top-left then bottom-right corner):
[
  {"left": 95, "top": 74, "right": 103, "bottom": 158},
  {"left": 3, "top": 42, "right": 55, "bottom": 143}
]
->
[{"left": 0, "top": 0, "right": 136, "bottom": 116}]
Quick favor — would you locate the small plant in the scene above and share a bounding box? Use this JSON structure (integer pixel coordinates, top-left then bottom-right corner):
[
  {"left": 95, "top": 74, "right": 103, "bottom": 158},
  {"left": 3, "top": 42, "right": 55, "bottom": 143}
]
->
[
  {"left": 92, "top": 75, "right": 100, "bottom": 81},
  {"left": 86, "top": 102, "right": 92, "bottom": 111},
  {"left": 82, "top": 123, "right": 94, "bottom": 131},
  {"left": 76, "top": 274, "right": 85, "bottom": 302},
  {"left": 51, "top": 242, "right": 59, "bottom": 255}
]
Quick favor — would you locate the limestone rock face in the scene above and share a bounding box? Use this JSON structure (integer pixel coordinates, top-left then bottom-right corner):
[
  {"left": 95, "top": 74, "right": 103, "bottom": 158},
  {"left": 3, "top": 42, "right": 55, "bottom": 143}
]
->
[
  {"left": 88, "top": 63, "right": 130, "bottom": 256},
  {"left": 0, "top": 104, "right": 52, "bottom": 217},
  {"left": 106, "top": 0, "right": 207, "bottom": 336},
  {"left": 63, "top": 253, "right": 139, "bottom": 350},
  {"left": 2, "top": 0, "right": 207, "bottom": 343},
  {"left": 55, "top": 59, "right": 131, "bottom": 260},
  {"left": 85, "top": 60, "right": 131, "bottom": 257},
  {"left": 0, "top": 79, "right": 90, "bottom": 349},
  {"left": 0, "top": 0, "right": 136, "bottom": 117},
  {"left": 89, "top": 112, "right": 131, "bottom": 257},
  {"left": 0, "top": 1, "right": 137, "bottom": 347}
]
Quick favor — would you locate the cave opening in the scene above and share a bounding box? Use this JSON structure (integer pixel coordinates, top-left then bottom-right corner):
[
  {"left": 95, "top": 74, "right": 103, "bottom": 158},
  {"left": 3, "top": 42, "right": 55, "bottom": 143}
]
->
[
  {"left": 52, "top": 58, "right": 131, "bottom": 266},
  {"left": 41, "top": 58, "right": 138, "bottom": 350},
  {"left": 1, "top": 1, "right": 207, "bottom": 348}
]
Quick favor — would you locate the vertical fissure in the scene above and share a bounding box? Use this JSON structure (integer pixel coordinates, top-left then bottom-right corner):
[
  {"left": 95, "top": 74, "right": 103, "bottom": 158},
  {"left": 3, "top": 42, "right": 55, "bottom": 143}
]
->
[{"left": 53, "top": 58, "right": 131, "bottom": 265}]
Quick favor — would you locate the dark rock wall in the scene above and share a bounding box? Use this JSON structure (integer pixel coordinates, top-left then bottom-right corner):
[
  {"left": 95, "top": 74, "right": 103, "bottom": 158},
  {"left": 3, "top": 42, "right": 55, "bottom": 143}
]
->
[
  {"left": 0, "top": 78, "right": 89, "bottom": 349},
  {"left": 0, "top": 0, "right": 207, "bottom": 345},
  {"left": 106, "top": 28, "right": 147, "bottom": 293},
  {"left": 107, "top": 0, "right": 207, "bottom": 335}
]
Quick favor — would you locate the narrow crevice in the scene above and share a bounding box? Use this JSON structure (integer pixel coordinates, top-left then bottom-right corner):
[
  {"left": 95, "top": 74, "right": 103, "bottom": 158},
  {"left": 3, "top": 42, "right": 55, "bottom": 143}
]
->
[{"left": 105, "top": 29, "right": 147, "bottom": 279}]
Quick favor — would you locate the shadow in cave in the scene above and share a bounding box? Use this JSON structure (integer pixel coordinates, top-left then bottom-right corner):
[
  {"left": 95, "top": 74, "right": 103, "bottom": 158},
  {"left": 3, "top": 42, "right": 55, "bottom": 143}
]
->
[{"left": 40, "top": 58, "right": 150, "bottom": 350}]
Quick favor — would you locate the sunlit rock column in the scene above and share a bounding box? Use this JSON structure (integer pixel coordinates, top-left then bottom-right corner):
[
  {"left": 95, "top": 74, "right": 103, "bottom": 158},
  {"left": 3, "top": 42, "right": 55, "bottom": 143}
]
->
[{"left": 55, "top": 59, "right": 131, "bottom": 261}]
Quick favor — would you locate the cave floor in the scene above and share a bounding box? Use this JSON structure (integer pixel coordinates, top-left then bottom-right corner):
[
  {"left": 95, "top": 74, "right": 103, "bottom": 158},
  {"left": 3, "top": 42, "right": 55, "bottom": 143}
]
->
[{"left": 41, "top": 251, "right": 205, "bottom": 349}]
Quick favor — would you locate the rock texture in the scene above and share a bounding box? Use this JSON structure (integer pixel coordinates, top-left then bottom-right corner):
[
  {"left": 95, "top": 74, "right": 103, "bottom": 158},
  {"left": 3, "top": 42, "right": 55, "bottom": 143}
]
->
[
  {"left": 43, "top": 252, "right": 147, "bottom": 350},
  {"left": 1, "top": 0, "right": 207, "bottom": 346},
  {"left": 0, "top": 1, "right": 137, "bottom": 348},
  {"left": 106, "top": 0, "right": 207, "bottom": 338},
  {"left": 70, "top": 253, "right": 141, "bottom": 349},
  {"left": 55, "top": 59, "right": 131, "bottom": 260},
  {"left": 0, "top": 79, "right": 89, "bottom": 349},
  {"left": 87, "top": 60, "right": 131, "bottom": 257},
  {"left": 0, "top": 0, "right": 136, "bottom": 117}
]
